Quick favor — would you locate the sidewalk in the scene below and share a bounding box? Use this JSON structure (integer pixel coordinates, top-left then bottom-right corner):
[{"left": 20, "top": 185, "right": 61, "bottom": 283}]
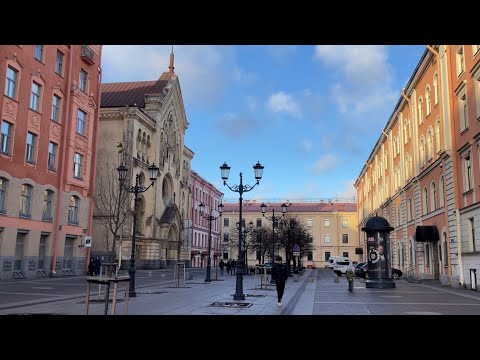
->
[{"left": 0, "top": 269, "right": 318, "bottom": 315}]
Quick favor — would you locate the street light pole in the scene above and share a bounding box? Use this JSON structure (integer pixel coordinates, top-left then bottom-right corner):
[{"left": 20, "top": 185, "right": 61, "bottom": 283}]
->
[
  {"left": 261, "top": 202, "right": 287, "bottom": 283},
  {"left": 220, "top": 161, "right": 264, "bottom": 301},
  {"left": 199, "top": 201, "right": 224, "bottom": 282},
  {"left": 117, "top": 163, "right": 159, "bottom": 297}
]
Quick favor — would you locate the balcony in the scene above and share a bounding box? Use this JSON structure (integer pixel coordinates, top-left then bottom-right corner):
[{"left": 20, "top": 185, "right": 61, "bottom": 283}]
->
[{"left": 81, "top": 45, "right": 95, "bottom": 65}]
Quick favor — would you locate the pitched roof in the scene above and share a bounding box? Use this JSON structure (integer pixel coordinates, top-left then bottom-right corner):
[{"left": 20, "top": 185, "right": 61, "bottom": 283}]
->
[
  {"left": 100, "top": 79, "right": 169, "bottom": 108},
  {"left": 221, "top": 201, "right": 357, "bottom": 213}
]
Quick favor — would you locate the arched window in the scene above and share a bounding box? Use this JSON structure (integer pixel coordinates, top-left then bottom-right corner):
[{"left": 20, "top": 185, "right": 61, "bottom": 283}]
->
[
  {"left": 68, "top": 195, "right": 79, "bottom": 224},
  {"left": 425, "top": 85, "right": 431, "bottom": 115},
  {"left": 407, "top": 198, "right": 413, "bottom": 222},
  {"left": 433, "top": 73, "right": 439, "bottom": 105},
  {"left": 439, "top": 176, "right": 445, "bottom": 207},
  {"left": 423, "top": 187, "right": 428, "bottom": 215},
  {"left": 430, "top": 182, "right": 436, "bottom": 211},
  {"left": 427, "top": 128, "right": 433, "bottom": 160},
  {"left": 418, "top": 97, "right": 424, "bottom": 124},
  {"left": 20, "top": 184, "right": 33, "bottom": 217},
  {"left": 43, "top": 189, "right": 54, "bottom": 221},
  {"left": 405, "top": 154, "right": 409, "bottom": 180},
  {"left": 420, "top": 138, "right": 426, "bottom": 167},
  {"left": 404, "top": 119, "right": 408, "bottom": 144},
  {"left": 435, "top": 117, "right": 441, "bottom": 153}
]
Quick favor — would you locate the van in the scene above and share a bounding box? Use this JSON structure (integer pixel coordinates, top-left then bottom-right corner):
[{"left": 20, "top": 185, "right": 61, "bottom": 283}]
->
[{"left": 327, "top": 256, "right": 350, "bottom": 269}]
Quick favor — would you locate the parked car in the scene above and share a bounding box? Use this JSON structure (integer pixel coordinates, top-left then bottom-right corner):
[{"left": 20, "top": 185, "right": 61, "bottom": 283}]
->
[{"left": 333, "top": 261, "right": 351, "bottom": 276}]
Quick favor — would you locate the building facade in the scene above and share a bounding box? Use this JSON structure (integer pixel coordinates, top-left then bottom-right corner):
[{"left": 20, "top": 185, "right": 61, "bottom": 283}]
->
[
  {"left": 189, "top": 170, "right": 223, "bottom": 268},
  {"left": 221, "top": 200, "right": 358, "bottom": 269},
  {"left": 0, "top": 45, "right": 102, "bottom": 279},
  {"left": 355, "top": 45, "right": 480, "bottom": 289},
  {"left": 93, "top": 54, "right": 193, "bottom": 269}
]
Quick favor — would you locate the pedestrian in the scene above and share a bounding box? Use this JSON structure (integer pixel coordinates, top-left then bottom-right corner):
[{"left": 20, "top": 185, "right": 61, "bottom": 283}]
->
[
  {"left": 219, "top": 259, "right": 225, "bottom": 276},
  {"left": 271, "top": 256, "right": 288, "bottom": 306},
  {"left": 346, "top": 267, "right": 355, "bottom": 292},
  {"left": 94, "top": 256, "right": 102, "bottom": 276},
  {"left": 88, "top": 257, "right": 95, "bottom": 276}
]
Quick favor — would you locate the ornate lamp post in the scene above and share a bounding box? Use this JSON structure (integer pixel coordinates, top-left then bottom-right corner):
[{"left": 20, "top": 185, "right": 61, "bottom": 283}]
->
[
  {"left": 199, "top": 201, "right": 224, "bottom": 282},
  {"left": 261, "top": 202, "right": 287, "bottom": 283},
  {"left": 236, "top": 220, "right": 254, "bottom": 272},
  {"left": 220, "top": 161, "right": 264, "bottom": 300},
  {"left": 117, "top": 163, "right": 159, "bottom": 297}
]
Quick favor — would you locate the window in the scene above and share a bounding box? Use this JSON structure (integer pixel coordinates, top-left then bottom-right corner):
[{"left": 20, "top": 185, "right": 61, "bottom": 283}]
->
[
  {"left": 34, "top": 45, "right": 44, "bottom": 62},
  {"left": 324, "top": 234, "right": 331, "bottom": 243},
  {"left": 0, "top": 177, "right": 7, "bottom": 213},
  {"left": 430, "top": 182, "right": 436, "bottom": 211},
  {"left": 427, "top": 129, "right": 433, "bottom": 160},
  {"left": 223, "top": 233, "right": 229, "bottom": 242},
  {"left": 324, "top": 218, "right": 330, "bottom": 227},
  {"left": 5, "top": 66, "right": 18, "bottom": 99},
  {"left": 306, "top": 219, "right": 313, "bottom": 227},
  {"left": 20, "top": 184, "right": 33, "bottom": 217},
  {"left": 68, "top": 195, "right": 79, "bottom": 224},
  {"left": 469, "top": 218, "right": 476, "bottom": 252},
  {"left": 423, "top": 187, "right": 428, "bottom": 215},
  {"left": 435, "top": 118, "right": 441, "bottom": 153},
  {"left": 1, "top": 120, "right": 13, "bottom": 155},
  {"left": 79, "top": 69, "right": 87, "bottom": 92},
  {"left": 38, "top": 235, "right": 47, "bottom": 270},
  {"left": 324, "top": 252, "right": 331, "bottom": 261},
  {"left": 52, "top": 95, "right": 61, "bottom": 122},
  {"left": 420, "top": 138, "right": 425, "bottom": 167},
  {"left": 256, "top": 218, "right": 262, "bottom": 227},
  {"left": 456, "top": 46, "right": 465, "bottom": 76},
  {"left": 43, "top": 190, "right": 53, "bottom": 221},
  {"left": 30, "top": 82, "right": 41, "bottom": 112},
  {"left": 307, "top": 252, "right": 313, "bottom": 261},
  {"left": 458, "top": 92, "right": 469, "bottom": 132},
  {"left": 474, "top": 69, "right": 480, "bottom": 119},
  {"left": 464, "top": 154, "right": 473, "bottom": 192},
  {"left": 223, "top": 252, "right": 229, "bottom": 260},
  {"left": 342, "top": 219, "right": 348, "bottom": 228},
  {"left": 14, "top": 234, "right": 25, "bottom": 271},
  {"left": 25, "top": 131, "right": 37, "bottom": 163},
  {"left": 73, "top": 152, "right": 83, "bottom": 179},
  {"left": 433, "top": 73, "right": 439, "bottom": 105},
  {"left": 342, "top": 252, "right": 349, "bottom": 258},
  {"left": 439, "top": 176, "right": 445, "bottom": 207},
  {"left": 342, "top": 234, "right": 348, "bottom": 244},
  {"left": 48, "top": 142, "right": 57, "bottom": 171},
  {"left": 55, "top": 50, "right": 64, "bottom": 75},
  {"left": 407, "top": 198, "right": 412, "bottom": 222},
  {"left": 426, "top": 85, "right": 431, "bottom": 115},
  {"left": 77, "top": 109, "right": 86, "bottom": 135},
  {"left": 418, "top": 97, "right": 424, "bottom": 124},
  {"left": 223, "top": 217, "right": 229, "bottom": 227}
]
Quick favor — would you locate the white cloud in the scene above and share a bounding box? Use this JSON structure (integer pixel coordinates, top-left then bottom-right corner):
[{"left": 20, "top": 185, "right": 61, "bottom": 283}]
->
[
  {"left": 266, "top": 91, "right": 301, "bottom": 118},
  {"left": 310, "top": 154, "right": 337, "bottom": 174},
  {"left": 299, "top": 139, "right": 313, "bottom": 152},
  {"left": 314, "top": 45, "right": 397, "bottom": 114},
  {"left": 215, "top": 112, "right": 258, "bottom": 139},
  {"left": 101, "top": 45, "right": 236, "bottom": 108}
]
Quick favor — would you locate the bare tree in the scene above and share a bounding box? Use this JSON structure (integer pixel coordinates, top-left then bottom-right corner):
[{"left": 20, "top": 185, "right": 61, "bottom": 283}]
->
[
  {"left": 94, "top": 142, "right": 132, "bottom": 275},
  {"left": 278, "top": 216, "right": 314, "bottom": 274}
]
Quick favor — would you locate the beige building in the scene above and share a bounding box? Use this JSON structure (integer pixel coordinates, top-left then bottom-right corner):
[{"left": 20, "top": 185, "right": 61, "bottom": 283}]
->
[
  {"left": 92, "top": 54, "right": 193, "bottom": 269},
  {"left": 221, "top": 200, "right": 358, "bottom": 269}
]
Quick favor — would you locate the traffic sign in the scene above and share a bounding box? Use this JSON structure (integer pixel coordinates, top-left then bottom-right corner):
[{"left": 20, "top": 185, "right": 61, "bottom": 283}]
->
[
  {"left": 293, "top": 244, "right": 300, "bottom": 252},
  {"left": 84, "top": 236, "right": 92, "bottom": 247}
]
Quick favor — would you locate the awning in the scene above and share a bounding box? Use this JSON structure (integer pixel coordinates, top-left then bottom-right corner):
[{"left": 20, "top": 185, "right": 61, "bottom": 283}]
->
[{"left": 415, "top": 225, "right": 440, "bottom": 242}]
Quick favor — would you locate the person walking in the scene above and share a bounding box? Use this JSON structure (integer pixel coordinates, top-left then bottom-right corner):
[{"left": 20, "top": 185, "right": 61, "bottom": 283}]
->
[
  {"left": 346, "top": 267, "right": 355, "bottom": 292},
  {"left": 271, "top": 256, "right": 288, "bottom": 306},
  {"left": 219, "top": 259, "right": 225, "bottom": 276}
]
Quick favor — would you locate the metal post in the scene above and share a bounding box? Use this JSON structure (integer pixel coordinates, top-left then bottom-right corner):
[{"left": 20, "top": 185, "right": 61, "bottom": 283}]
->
[
  {"left": 128, "top": 175, "right": 139, "bottom": 297},
  {"left": 233, "top": 173, "right": 245, "bottom": 300},
  {"left": 205, "top": 213, "right": 212, "bottom": 282}
]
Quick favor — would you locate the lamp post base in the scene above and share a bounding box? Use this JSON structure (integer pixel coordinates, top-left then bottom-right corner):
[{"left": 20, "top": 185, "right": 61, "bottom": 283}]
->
[
  {"left": 205, "top": 278, "right": 212, "bottom": 283},
  {"left": 233, "top": 272, "right": 245, "bottom": 300}
]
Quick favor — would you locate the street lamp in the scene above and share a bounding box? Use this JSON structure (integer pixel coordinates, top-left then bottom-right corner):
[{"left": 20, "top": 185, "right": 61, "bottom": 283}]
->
[
  {"left": 199, "top": 201, "right": 224, "bottom": 282},
  {"left": 220, "top": 161, "right": 264, "bottom": 300},
  {"left": 261, "top": 202, "right": 287, "bottom": 283},
  {"left": 117, "top": 163, "right": 159, "bottom": 297},
  {"left": 236, "top": 220, "right": 254, "bottom": 272}
]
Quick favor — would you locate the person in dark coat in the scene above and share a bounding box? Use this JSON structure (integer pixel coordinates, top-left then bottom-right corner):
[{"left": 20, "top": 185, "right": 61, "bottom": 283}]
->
[
  {"left": 88, "top": 257, "right": 95, "bottom": 276},
  {"left": 271, "top": 256, "right": 288, "bottom": 306},
  {"left": 94, "top": 256, "right": 102, "bottom": 276},
  {"left": 219, "top": 259, "right": 225, "bottom": 276}
]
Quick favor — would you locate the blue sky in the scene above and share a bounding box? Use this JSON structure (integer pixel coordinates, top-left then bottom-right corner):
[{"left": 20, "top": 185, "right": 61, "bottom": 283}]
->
[{"left": 101, "top": 45, "right": 426, "bottom": 202}]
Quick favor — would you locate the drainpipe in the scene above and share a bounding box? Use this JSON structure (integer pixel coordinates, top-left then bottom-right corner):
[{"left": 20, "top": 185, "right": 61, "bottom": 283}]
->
[
  {"left": 426, "top": 45, "right": 439, "bottom": 57},
  {"left": 455, "top": 209, "right": 464, "bottom": 286},
  {"left": 401, "top": 88, "right": 411, "bottom": 106},
  {"left": 86, "top": 46, "right": 103, "bottom": 270},
  {"left": 51, "top": 46, "right": 74, "bottom": 275}
]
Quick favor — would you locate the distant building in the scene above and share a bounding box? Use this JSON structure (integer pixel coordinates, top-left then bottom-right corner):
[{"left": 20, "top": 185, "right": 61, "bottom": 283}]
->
[
  {"left": 93, "top": 51, "right": 193, "bottom": 269},
  {"left": 0, "top": 45, "right": 102, "bottom": 279},
  {"left": 221, "top": 200, "right": 358, "bottom": 269},
  {"left": 355, "top": 45, "right": 480, "bottom": 289},
  {"left": 189, "top": 170, "right": 223, "bottom": 268}
]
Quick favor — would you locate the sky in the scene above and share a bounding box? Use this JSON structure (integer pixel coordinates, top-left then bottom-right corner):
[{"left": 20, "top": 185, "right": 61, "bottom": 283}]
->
[{"left": 101, "top": 45, "right": 426, "bottom": 203}]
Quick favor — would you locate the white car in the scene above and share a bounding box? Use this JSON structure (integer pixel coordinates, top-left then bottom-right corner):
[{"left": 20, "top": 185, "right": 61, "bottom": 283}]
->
[{"left": 333, "top": 261, "right": 352, "bottom": 276}]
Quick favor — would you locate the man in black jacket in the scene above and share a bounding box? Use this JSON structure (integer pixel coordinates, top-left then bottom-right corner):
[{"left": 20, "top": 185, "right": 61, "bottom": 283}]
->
[{"left": 271, "top": 256, "right": 288, "bottom": 306}]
